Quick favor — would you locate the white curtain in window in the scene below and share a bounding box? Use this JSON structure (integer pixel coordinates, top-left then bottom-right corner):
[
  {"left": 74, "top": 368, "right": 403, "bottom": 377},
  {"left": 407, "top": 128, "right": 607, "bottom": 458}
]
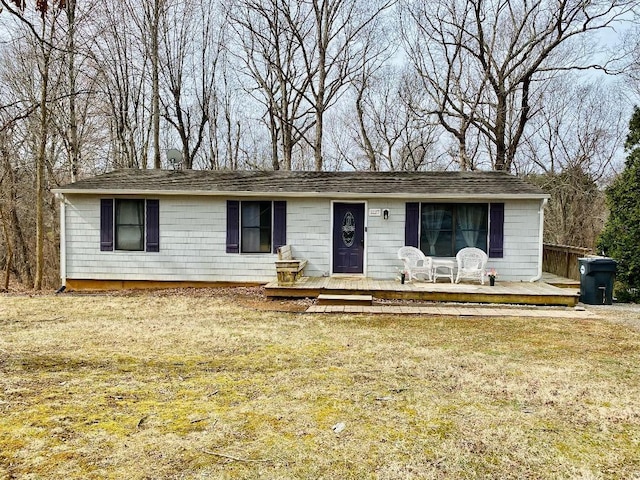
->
[
  {"left": 242, "top": 203, "right": 261, "bottom": 252},
  {"left": 423, "top": 205, "right": 446, "bottom": 255},
  {"left": 457, "top": 205, "right": 484, "bottom": 247},
  {"left": 243, "top": 230, "right": 260, "bottom": 252},
  {"left": 242, "top": 203, "right": 260, "bottom": 227},
  {"left": 117, "top": 201, "right": 144, "bottom": 250}
]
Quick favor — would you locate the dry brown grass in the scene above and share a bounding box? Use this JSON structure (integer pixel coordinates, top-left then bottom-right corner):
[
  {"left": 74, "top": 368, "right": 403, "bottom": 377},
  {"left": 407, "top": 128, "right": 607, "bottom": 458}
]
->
[{"left": 1, "top": 291, "right": 639, "bottom": 479}]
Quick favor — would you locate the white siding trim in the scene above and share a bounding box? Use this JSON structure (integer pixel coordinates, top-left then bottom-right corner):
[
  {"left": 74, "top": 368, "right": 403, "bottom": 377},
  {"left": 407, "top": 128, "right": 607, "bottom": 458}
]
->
[{"left": 60, "top": 197, "right": 66, "bottom": 285}]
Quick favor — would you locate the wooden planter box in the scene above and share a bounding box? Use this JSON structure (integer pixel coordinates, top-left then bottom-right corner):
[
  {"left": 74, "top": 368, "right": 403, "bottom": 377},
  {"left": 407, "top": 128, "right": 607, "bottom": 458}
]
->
[{"left": 275, "top": 245, "right": 307, "bottom": 286}]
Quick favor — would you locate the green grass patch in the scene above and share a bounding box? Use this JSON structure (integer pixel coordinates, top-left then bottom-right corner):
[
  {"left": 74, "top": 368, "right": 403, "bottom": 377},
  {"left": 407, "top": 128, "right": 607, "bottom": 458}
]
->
[{"left": 1, "top": 294, "right": 639, "bottom": 478}]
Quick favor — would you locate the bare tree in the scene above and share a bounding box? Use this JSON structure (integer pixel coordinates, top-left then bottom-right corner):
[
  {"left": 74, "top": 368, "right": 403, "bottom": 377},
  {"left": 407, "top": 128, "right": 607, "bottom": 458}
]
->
[
  {"left": 62, "top": 0, "right": 78, "bottom": 181},
  {"left": 338, "top": 65, "right": 444, "bottom": 171},
  {"left": 44, "top": 0, "right": 107, "bottom": 183},
  {"left": 348, "top": 19, "right": 398, "bottom": 171},
  {"left": 519, "top": 79, "right": 627, "bottom": 181},
  {"left": 279, "top": 0, "right": 395, "bottom": 171},
  {"left": 91, "top": 1, "right": 152, "bottom": 169},
  {"left": 615, "top": 20, "right": 640, "bottom": 94},
  {"left": 159, "top": 0, "right": 223, "bottom": 169},
  {"left": 33, "top": 13, "right": 54, "bottom": 289},
  {"left": 0, "top": 126, "right": 34, "bottom": 287},
  {"left": 90, "top": 0, "right": 165, "bottom": 170},
  {"left": 529, "top": 167, "right": 607, "bottom": 249},
  {"left": 142, "top": 0, "right": 164, "bottom": 169},
  {"left": 401, "top": 0, "right": 487, "bottom": 170},
  {"left": 0, "top": 2, "right": 67, "bottom": 289},
  {"left": 402, "top": 0, "right": 637, "bottom": 172},
  {"left": 228, "top": 0, "right": 316, "bottom": 170}
]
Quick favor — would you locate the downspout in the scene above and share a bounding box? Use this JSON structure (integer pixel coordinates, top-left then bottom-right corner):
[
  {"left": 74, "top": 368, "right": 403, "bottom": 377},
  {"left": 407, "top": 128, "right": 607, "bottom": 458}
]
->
[
  {"left": 529, "top": 198, "right": 548, "bottom": 282},
  {"left": 58, "top": 193, "right": 67, "bottom": 288}
]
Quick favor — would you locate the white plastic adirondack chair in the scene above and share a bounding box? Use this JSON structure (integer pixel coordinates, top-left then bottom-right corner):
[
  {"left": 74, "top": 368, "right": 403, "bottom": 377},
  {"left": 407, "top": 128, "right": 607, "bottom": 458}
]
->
[
  {"left": 455, "top": 247, "right": 488, "bottom": 284},
  {"left": 397, "top": 246, "right": 433, "bottom": 282}
]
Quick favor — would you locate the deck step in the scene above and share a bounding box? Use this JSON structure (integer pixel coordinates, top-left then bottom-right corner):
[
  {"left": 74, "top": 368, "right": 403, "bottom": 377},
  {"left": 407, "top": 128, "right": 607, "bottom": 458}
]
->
[
  {"left": 546, "top": 280, "right": 581, "bottom": 289},
  {"left": 317, "top": 294, "right": 373, "bottom": 306}
]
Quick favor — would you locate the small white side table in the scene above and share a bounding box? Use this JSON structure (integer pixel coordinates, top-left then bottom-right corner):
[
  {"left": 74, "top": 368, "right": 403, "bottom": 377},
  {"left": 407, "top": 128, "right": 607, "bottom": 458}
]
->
[{"left": 432, "top": 258, "right": 456, "bottom": 283}]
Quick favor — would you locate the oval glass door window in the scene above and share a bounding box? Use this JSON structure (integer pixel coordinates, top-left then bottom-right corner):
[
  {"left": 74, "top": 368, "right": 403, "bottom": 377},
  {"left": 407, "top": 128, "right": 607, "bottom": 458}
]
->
[{"left": 342, "top": 211, "right": 355, "bottom": 247}]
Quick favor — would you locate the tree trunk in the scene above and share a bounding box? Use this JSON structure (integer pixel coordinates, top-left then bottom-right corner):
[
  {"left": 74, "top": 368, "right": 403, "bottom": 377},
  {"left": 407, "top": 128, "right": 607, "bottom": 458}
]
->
[
  {"left": 233, "top": 121, "right": 241, "bottom": 170},
  {"left": 225, "top": 97, "right": 235, "bottom": 169},
  {"left": 11, "top": 207, "right": 32, "bottom": 286},
  {"left": 313, "top": 1, "right": 327, "bottom": 172},
  {"left": 66, "top": 0, "right": 79, "bottom": 181},
  {"left": 2, "top": 152, "right": 33, "bottom": 285},
  {"left": 355, "top": 88, "right": 377, "bottom": 170},
  {"left": 494, "top": 91, "right": 507, "bottom": 171},
  {"left": 280, "top": 78, "right": 292, "bottom": 171},
  {"left": 35, "top": 39, "right": 51, "bottom": 290},
  {"left": 506, "top": 76, "right": 532, "bottom": 173},
  {"left": 314, "top": 103, "right": 323, "bottom": 171},
  {"left": 35, "top": 95, "right": 47, "bottom": 289},
  {"left": 0, "top": 206, "right": 12, "bottom": 291},
  {"left": 151, "top": 0, "right": 161, "bottom": 169},
  {"left": 457, "top": 134, "right": 469, "bottom": 171},
  {"left": 282, "top": 124, "right": 292, "bottom": 171},
  {"left": 269, "top": 106, "right": 280, "bottom": 170}
]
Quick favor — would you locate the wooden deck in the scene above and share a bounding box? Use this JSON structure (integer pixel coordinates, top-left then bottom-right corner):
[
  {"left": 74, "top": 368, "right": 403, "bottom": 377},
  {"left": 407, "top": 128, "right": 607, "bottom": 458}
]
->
[
  {"left": 265, "top": 276, "right": 580, "bottom": 307},
  {"left": 541, "top": 272, "right": 581, "bottom": 289}
]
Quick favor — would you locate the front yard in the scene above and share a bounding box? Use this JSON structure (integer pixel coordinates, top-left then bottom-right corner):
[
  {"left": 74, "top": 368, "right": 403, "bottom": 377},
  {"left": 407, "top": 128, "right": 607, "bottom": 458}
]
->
[{"left": 1, "top": 290, "right": 639, "bottom": 479}]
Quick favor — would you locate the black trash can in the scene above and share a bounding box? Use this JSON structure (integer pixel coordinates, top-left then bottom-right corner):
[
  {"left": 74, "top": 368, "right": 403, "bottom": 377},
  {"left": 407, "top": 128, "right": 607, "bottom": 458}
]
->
[{"left": 578, "top": 257, "right": 617, "bottom": 305}]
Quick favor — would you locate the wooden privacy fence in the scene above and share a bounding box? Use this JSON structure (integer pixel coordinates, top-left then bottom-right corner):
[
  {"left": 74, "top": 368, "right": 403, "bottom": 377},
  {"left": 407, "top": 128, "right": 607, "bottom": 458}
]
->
[{"left": 543, "top": 243, "right": 593, "bottom": 280}]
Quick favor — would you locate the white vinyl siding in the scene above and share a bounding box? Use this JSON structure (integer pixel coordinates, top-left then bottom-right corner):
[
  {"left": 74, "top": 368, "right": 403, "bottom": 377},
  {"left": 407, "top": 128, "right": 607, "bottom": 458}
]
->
[
  {"left": 363, "top": 199, "right": 542, "bottom": 281},
  {"left": 64, "top": 195, "right": 332, "bottom": 282},
  {"left": 63, "top": 195, "right": 542, "bottom": 283},
  {"left": 498, "top": 200, "right": 543, "bottom": 280}
]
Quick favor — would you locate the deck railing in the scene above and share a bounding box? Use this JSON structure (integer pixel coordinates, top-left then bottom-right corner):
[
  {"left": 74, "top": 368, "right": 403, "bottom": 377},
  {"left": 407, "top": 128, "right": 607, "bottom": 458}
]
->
[{"left": 542, "top": 243, "right": 593, "bottom": 280}]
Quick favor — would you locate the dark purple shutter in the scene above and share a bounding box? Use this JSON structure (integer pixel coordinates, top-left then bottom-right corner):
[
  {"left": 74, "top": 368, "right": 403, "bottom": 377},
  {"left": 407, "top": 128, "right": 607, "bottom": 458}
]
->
[
  {"left": 100, "top": 199, "right": 114, "bottom": 251},
  {"left": 405, "top": 202, "right": 420, "bottom": 248},
  {"left": 146, "top": 199, "right": 160, "bottom": 252},
  {"left": 489, "top": 203, "right": 504, "bottom": 258},
  {"left": 226, "top": 200, "right": 240, "bottom": 253},
  {"left": 272, "top": 201, "right": 287, "bottom": 253}
]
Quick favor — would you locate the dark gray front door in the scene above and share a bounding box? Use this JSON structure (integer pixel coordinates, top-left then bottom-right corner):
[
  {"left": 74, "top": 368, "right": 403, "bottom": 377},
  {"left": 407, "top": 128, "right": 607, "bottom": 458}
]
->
[{"left": 333, "top": 202, "right": 365, "bottom": 274}]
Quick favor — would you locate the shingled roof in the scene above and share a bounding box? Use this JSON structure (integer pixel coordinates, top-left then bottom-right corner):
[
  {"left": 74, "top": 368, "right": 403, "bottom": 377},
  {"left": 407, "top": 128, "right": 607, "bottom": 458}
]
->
[{"left": 53, "top": 169, "right": 547, "bottom": 199}]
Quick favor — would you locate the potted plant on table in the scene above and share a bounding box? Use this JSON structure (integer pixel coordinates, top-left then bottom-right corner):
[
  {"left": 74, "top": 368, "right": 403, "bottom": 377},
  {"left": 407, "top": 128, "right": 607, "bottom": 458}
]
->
[{"left": 487, "top": 268, "right": 497, "bottom": 286}]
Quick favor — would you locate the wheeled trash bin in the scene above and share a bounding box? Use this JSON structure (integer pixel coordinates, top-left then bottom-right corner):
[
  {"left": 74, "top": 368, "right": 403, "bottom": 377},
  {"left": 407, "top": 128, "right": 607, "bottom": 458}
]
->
[{"left": 578, "top": 257, "right": 617, "bottom": 305}]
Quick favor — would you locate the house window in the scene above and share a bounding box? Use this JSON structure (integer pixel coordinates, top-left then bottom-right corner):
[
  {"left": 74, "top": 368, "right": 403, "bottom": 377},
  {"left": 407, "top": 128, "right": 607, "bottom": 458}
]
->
[
  {"left": 420, "top": 203, "right": 488, "bottom": 257},
  {"left": 241, "top": 201, "right": 272, "bottom": 253},
  {"left": 100, "top": 198, "right": 159, "bottom": 252},
  {"left": 115, "top": 199, "right": 145, "bottom": 251},
  {"left": 226, "top": 200, "right": 286, "bottom": 254}
]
